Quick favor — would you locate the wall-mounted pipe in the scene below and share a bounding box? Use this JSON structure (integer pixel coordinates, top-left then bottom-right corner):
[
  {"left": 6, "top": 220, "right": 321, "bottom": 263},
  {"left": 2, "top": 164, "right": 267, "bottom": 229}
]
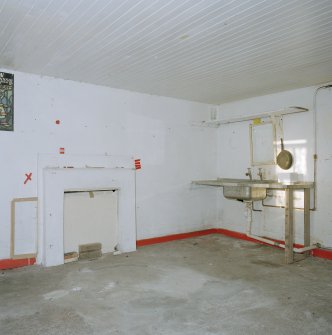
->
[
  {"left": 312, "top": 84, "right": 332, "bottom": 210},
  {"left": 262, "top": 198, "right": 316, "bottom": 211},
  {"left": 219, "top": 106, "right": 308, "bottom": 125},
  {"left": 245, "top": 201, "right": 317, "bottom": 254}
]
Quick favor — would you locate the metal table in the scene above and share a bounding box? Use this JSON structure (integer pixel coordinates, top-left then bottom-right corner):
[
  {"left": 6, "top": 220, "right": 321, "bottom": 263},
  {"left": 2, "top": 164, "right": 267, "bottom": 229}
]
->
[{"left": 193, "top": 179, "right": 315, "bottom": 264}]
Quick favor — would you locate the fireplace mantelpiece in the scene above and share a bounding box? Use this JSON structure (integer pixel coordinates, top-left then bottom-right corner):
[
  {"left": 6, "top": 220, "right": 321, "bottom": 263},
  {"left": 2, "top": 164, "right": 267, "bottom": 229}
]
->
[{"left": 37, "top": 155, "right": 136, "bottom": 267}]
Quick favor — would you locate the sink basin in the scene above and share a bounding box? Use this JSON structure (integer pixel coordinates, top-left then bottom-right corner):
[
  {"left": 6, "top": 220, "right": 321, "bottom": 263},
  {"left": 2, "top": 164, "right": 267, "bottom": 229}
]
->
[
  {"left": 223, "top": 185, "right": 267, "bottom": 201},
  {"left": 221, "top": 179, "right": 268, "bottom": 201},
  {"left": 192, "top": 178, "right": 271, "bottom": 201},
  {"left": 192, "top": 178, "right": 313, "bottom": 201}
]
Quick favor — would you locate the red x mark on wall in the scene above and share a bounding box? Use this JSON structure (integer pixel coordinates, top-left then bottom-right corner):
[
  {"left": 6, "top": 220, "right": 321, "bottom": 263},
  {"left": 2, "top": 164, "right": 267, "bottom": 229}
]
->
[{"left": 24, "top": 173, "right": 32, "bottom": 185}]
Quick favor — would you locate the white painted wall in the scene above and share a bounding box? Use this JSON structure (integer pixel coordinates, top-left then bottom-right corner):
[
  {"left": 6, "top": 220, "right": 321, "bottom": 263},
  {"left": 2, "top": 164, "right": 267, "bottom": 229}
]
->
[
  {"left": 0, "top": 69, "right": 218, "bottom": 260},
  {"left": 5, "top": 67, "right": 329, "bottom": 259},
  {"left": 217, "top": 85, "right": 332, "bottom": 248}
]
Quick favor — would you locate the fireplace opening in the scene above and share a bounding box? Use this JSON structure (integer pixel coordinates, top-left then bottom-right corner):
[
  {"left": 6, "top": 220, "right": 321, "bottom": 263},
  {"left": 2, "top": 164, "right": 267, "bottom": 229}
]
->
[{"left": 63, "top": 189, "right": 118, "bottom": 262}]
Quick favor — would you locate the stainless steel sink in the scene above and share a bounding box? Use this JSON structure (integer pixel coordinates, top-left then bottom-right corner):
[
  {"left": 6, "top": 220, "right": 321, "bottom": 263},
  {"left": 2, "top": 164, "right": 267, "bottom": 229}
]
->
[
  {"left": 221, "top": 178, "right": 269, "bottom": 201},
  {"left": 223, "top": 185, "right": 267, "bottom": 201},
  {"left": 192, "top": 178, "right": 273, "bottom": 201},
  {"left": 192, "top": 178, "right": 314, "bottom": 202}
]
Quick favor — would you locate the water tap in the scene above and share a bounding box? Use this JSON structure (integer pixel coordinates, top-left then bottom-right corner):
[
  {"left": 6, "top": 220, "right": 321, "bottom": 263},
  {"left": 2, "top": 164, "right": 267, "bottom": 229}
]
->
[
  {"left": 245, "top": 168, "right": 252, "bottom": 180},
  {"left": 257, "top": 168, "right": 263, "bottom": 181}
]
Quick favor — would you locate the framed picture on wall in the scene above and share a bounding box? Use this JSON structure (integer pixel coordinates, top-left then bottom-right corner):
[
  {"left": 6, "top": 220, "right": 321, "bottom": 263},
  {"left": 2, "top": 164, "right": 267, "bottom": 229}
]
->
[{"left": 0, "top": 72, "right": 14, "bottom": 131}]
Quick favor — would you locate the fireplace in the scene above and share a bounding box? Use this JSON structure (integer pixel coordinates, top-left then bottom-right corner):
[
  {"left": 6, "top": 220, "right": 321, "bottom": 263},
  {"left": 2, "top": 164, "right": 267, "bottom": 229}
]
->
[{"left": 37, "top": 154, "right": 136, "bottom": 267}]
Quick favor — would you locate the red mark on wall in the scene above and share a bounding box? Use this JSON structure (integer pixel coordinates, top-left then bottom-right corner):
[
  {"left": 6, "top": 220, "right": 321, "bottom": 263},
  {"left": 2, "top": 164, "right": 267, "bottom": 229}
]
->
[
  {"left": 59, "top": 147, "right": 65, "bottom": 154},
  {"left": 134, "top": 159, "right": 141, "bottom": 170},
  {"left": 24, "top": 173, "right": 32, "bottom": 185},
  {"left": 55, "top": 120, "right": 60, "bottom": 125}
]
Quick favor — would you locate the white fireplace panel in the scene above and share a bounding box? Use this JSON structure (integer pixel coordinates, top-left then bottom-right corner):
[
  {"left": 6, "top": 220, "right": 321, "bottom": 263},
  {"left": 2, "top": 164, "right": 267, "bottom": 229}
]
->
[{"left": 42, "top": 167, "right": 136, "bottom": 267}]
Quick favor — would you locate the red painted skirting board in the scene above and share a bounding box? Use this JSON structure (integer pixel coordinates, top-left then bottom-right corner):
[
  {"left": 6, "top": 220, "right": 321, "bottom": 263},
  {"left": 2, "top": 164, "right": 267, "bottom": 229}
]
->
[
  {"left": 0, "top": 258, "right": 36, "bottom": 270},
  {"left": 2, "top": 228, "right": 331, "bottom": 270},
  {"left": 136, "top": 229, "right": 217, "bottom": 247},
  {"left": 213, "top": 228, "right": 304, "bottom": 249},
  {"left": 137, "top": 228, "right": 332, "bottom": 261},
  {"left": 312, "top": 248, "right": 332, "bottom": 260}
]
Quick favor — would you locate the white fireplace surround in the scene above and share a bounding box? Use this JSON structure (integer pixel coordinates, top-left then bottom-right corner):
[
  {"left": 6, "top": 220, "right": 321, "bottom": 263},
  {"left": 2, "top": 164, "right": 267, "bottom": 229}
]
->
[{"left": 37, "top": 154, "right": 136, "bottom": 267}]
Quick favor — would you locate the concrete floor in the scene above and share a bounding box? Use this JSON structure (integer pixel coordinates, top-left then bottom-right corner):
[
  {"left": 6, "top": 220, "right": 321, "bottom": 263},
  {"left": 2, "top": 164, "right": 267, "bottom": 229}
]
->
[{"left": 1, "top": 235, "right": 331, "bottom": 335}]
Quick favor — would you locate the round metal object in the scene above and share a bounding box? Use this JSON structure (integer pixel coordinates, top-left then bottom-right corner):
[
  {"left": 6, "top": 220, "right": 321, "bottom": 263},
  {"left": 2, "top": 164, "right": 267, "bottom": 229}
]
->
[{"left": 277, "top": 138, "right": 293, "bottom": 170}]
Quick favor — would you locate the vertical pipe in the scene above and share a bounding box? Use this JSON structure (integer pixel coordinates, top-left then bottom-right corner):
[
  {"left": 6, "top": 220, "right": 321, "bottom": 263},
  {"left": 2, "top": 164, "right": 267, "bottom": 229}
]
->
[
  {"left": 312, "top": 84, "right": 332, "bottom": 210},
  {"left": 304, "top": 188, "right": 310, "bottom": 257}
]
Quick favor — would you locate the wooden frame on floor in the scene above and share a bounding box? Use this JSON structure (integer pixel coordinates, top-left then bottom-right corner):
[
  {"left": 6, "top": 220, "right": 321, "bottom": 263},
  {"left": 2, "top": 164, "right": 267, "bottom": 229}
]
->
[{"left": 10, "top": 197, "right": 38, "bottom": 259}]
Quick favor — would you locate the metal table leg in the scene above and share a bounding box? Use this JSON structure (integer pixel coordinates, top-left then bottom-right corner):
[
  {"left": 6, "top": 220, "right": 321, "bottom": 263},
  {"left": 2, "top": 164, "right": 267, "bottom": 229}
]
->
[{"left": 285, "top": 189, "right": 294, "bottom": 264}]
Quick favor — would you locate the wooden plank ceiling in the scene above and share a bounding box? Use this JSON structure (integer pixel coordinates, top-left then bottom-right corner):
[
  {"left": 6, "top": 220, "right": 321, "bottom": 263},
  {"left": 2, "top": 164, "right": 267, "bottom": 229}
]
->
[{"left": 0, "top": 0, "right": 332, "bottom": 104}]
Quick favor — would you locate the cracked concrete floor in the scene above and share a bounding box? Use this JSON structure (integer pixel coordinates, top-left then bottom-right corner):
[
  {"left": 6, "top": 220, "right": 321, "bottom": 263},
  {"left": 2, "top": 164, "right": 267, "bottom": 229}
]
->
[{"left": 1, "top": 234, "right": 331, "bottom": 335}]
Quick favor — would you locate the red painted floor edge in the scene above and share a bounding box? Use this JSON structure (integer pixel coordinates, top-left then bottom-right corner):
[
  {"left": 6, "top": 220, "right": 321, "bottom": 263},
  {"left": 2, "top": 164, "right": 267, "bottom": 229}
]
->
[
  {"left": 136, "top": 229, "right": 217, "bottom": 247},
  {"left": 312, "top": 248, "right": 332, "bottom": 260},
  {"left": 137, "top": 227, "right": 332, "bottom": 260},
  {"left": 0, "top": 258, "right": 36, "bottom": 270},
  {"left": 213, "top": 228, "right": 305, "bottom": 249},
  {"left": 1, "top": 228, "right": 331, "bottom": 269}
]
